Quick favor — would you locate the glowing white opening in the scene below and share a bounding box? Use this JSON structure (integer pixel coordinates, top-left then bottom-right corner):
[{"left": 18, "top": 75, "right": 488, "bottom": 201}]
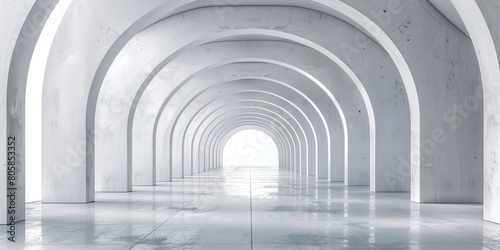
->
[
  {"left": 223, "top": 129, "right": 279, "bottom": 167},
  {"left": 26, "top": 0, "right": 72, "bottom": 203}
]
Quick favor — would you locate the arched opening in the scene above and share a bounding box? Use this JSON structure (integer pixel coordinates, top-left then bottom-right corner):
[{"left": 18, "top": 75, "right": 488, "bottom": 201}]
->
[
  {"left": 25, "top": 0, "right": 72, "bottom": 203},
  {"left": 223, "top": 129, "right": 279, "bottom": 167},
  {"left": 1, "top": 1, "right": 499, "bottom": 248}
]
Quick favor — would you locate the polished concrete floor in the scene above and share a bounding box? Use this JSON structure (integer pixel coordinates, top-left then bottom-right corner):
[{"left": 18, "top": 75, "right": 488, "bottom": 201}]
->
[{"left": 1, "top": 166, "right": 500, "bottom": 249}]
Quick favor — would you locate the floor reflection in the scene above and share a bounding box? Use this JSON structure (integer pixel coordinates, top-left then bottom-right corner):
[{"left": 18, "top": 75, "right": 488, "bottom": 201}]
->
[{"left": 1, "top": 166, "right": 499, "bottom": 249}]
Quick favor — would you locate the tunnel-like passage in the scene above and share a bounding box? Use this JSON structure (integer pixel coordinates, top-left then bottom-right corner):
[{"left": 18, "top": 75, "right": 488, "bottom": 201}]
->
[
  {"left": 1, "top": 0, "right": 500, "bottom": 248},
  {"left": 222, "top": 129, "right": 279, "bottom": 167}
]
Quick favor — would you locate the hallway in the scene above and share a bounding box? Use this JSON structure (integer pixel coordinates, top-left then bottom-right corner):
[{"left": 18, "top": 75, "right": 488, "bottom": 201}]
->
[
  {"left": 3, "top": 1, "right": 500, "bottom": 249},
  {"left": 1, "top": 166, "right": 499, "bottom": 249}
]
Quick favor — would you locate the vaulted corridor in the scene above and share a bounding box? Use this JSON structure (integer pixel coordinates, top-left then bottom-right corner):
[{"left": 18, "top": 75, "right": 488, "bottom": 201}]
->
[{"left": 2, "top": 0, "right": 500, "bottom": 248}]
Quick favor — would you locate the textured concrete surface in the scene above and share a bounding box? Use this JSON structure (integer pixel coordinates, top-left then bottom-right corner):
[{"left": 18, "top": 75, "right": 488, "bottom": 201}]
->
[
  {"left": 0, "top": 0, "right": 497, "bottom": 226},
  {"left": 0, "top": 0, "right": 38, "bottom": 224},
  {"left": 2, "top": 166, "right": 500, "bottom": 249},
  {"left": 455, "top": 0, "right": 500, "bottom": 224}
]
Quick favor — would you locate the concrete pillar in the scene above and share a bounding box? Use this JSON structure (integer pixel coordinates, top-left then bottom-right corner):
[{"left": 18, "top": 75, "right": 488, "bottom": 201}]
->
[
  {"left": 453, "top": 0, "right": 500, "bottom": 223},
  {"left": 0, "top": 0, "right": 39, "bottom": 224},
  {"left": 339, "top": 0, "right": 482, "bottom": 202},
  {"left": 43, "top": 0, "right": 166, "bottom": 201}
]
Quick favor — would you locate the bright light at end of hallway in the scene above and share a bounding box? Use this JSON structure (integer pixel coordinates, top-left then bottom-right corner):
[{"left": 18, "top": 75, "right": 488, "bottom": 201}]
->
[{"left": 223, "top": 129, "right": 279, "bottom": 167}]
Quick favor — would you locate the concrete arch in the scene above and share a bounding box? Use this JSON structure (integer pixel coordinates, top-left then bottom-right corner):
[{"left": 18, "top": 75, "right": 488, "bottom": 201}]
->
[
  {"left": 198, "top": 115, "right": 295, "bottom": 172},
  {"left": 82, "top": 3, "right": 418, "bottom": 187},
  {"left": 150, "top": 71, "right": 334, "bottom": 182},
  {"left": 38, "top": 2, "right": 418, "bottom": 205},
  {"left": 181, "top": 94, "right": 310, "bottom": 177},
  {"left": 216, "top": 124, "right": 289, "bottom": 170},
  {"left": 159, "top": 80, "right": 327, "bottom": 179},
  {"left": 142, "top": 65, "right": 333, "bottom": 182},
  {"left": 146, "top": 40, "right": 384, "bottom": 186},
  {"left": 186, "top": 101, "right": 305, "bottom": 175},
  {"left": 91, "top": 5, "right": 406, "bottom": 193},
  {"left": 449, "top": 0, "right": 500, "bottom": 223},
  {"left": 212, "top": 121, "right": 290, "bottom": 170},
  {"left": 103, "top": 38, "right": 350, "bottom": 188},
  {"left": 198, "top": 113, "right": 298, "bottom": 173},
  {"left": 216, "top": 124, "right": 293, "bottom": 171},
  {"left": 197, "top": 111, "right": 300, "bottom": 173},
  {"left": 1, "top": 0, "right": 56, "bottom": 222},
  {"left": 198, "top": 104, "right": 304, "bottom": 175},
  {"left": 90, "top": 6, "right": 406, "bottom": 195},
  {"left": 218, "top": 125, "right": 285, "bottom": 169},
  {"left": 186, "top": 95, "right": 312, "bottom": 178},
  {"left": 119, "top": 35, "right": 362, "bottom": 186},
  {"left": 211, "top": 121, "right": 291, "bottom": 171},
  {"left": 0, "top": 0, "right": 490, "bottom": 224},
  {"left": 206, "top": 118, "right": 293, "bottom": 171},
  {"left": 143, "top": 44, "right": 358, "bottom": 182},
  {"left": 72, "top": 1, "right": 477, "bottom": 205}
]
